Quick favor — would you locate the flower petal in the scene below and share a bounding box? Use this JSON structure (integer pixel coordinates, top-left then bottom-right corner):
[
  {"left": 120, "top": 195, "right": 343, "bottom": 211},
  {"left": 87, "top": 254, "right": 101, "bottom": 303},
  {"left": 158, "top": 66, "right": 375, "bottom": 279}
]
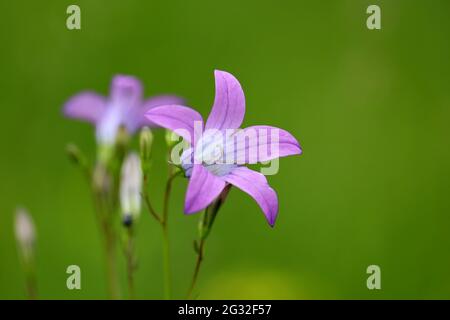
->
[
  {"left": 96, "top": 107, "right": 122, "bottom": 144},
  {"left": 223, "top": 167, "right": 278, "bottom": 226},
  {"left": 143, "top": 95, "right": 186, "bottom": 109},
  {"left": 127, "top": 95, "right": 187, "bottom": 131},
  {"left": 185, "top": 164, "right": 226, "bottom": 214},
  {"left": 224, "top": 125, "right": 302, "bottom": 164},
  {"left": 97, "top": 75, "right": 143, "bottom": 139},
  {"left": 63, "top": 92, "right": 107, "bottom": 124},
  {"left": 145, "top": 105, "right": 203, "bottom": 144},
  {"left": 110, "top": 75, "right": 143, "bottom": 109},
  {"left": 205, "top": 70, "right": 245, "bottom": 130}
]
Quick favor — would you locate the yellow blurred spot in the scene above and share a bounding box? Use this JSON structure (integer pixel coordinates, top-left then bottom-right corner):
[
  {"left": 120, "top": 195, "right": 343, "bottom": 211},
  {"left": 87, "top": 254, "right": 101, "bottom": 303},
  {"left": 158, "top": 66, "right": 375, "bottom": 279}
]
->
[{"left": 200, "top": 268, "right": 305, "bottom": 299}]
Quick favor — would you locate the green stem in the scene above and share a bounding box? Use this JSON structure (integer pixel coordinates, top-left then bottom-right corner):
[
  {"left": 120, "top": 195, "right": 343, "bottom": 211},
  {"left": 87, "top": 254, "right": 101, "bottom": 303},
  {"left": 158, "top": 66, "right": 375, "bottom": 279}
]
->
[
  {"left": 186, "top": 185, "right": 231, "bottom": 299},
  {"left": 162, "top": 223, "right": 171, "bottom": 300},
  {"left": 142, "top": 168, "right": 178, "bottom": 299},
  {"left": 69, "top": 146, "right": 122, "bottom": 299},
  {"left": 142, "top": 174, "right": 162, "bottom": 223},
  {"left": 161, "top": 168, "right": 178, "bottom": 300},
  {"left": 24, "top": 259, "right": 37, "bottom": 300},
  {"left": 91, "top": 161, "right": 122, "bottom": 300},
  {"left": 141, "top": 141, "right": 181, "bottom": 300},
  {"left": 125, "top": 228, "right": 135, "bottom": 300},
  {"left": 94, "top": 183, "right": 120, "bottom": 300},
  {"left": 187, "top": 238, "right": 204, "bottom": 299},
  {"left": 104, "top": 226, "right": 120, "bottom": 300}
]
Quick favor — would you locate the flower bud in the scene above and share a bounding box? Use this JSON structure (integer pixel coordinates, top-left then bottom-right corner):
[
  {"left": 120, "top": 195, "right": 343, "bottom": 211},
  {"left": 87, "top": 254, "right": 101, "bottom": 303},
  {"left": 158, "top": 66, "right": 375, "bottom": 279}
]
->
[
  {"left": 14, "top": 208, "right": 36, "bottom": 263},
  {"left": 66, "top": 143, "right": 89, "bottom": 173},
  {"left": 165, "top": 129, "right": 180, "bottom": 148},
  {"left": 120, "top": 153, "right": 143, "bottom": 226},
  {"left": 139, "top": 127, "right": 153, "bottom": 169},
  {"left": 66, "top": 143, "right": 82, "bottom": 165}
]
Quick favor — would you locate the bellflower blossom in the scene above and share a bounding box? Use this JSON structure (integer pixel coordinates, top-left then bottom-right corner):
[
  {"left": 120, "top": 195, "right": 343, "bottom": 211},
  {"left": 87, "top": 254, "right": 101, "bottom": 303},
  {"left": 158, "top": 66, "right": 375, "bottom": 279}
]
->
[
  {"left": 63, "top": 75, "right": 184, "bottom": 145},
  {"left": 145, "top": 70, "right": 302, "bottom": 226}
]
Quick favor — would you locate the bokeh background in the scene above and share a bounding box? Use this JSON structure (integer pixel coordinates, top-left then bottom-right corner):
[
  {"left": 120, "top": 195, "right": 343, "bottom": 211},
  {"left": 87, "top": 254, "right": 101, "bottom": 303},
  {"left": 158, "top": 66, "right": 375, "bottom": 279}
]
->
[{"left": 1, "top": 0, "right": 450, "bottom": 299}]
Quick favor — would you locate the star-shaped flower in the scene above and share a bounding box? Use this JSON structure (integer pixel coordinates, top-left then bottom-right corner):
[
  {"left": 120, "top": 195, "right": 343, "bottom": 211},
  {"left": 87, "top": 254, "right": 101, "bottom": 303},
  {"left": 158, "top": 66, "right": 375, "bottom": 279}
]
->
[{"left": 145, "top": 70, "right": 301, "bottom": 226}]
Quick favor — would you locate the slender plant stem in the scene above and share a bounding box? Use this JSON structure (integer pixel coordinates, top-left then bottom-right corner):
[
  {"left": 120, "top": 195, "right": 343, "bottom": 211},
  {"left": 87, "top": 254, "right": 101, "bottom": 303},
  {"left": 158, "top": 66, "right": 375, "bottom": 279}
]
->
[
  {"left": 187, "top": 238, "right": 205, "bottom": 299},
  {"left": 94, "top": 186, "right": 120, "bottom": 300},
  {"left": 186, "top": 185, "right": 231, "bottom": 299},
  {"left": 142, "top": 165, "right": 179, "bottom": 299},
  {"left": 125, "top": 228, "right": 135, "bottom": 300},
  {"left": 26, "top": 276, "right": 37, "bottom": 300},
  {"left": 161, "top": 167, "right": 178, "bottom": 300},
  {"left": 142, "top": 174, "right": 162, "bottom": 223},
  {"left": 69, "top": 147, "right": 122, "bottom": 299},
  {"left": 163, "top": 168, "right": 176, "bottom": 223},
  {"left": 162, "top": 224, "right": 171, "bottom": 299},
  {"left": 24, "top": 260, "right": 37, "bottom": 300},
  {"left": 104, "top": 225, "right": 120, "bottom": 300}
]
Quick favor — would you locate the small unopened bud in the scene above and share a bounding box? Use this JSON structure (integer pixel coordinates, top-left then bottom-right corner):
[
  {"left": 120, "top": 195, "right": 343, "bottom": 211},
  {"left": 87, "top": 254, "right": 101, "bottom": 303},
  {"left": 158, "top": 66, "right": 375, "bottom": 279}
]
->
[
  {"left": 15, "top": 208, "right": 36, "bottom": 263},
  {"left": 66, "top": 144, "right": 82, "bottom": 165},
  {"left": 66, "top": 143, "right": 89, "bottom": 173},
  {"left": 120, "top": 153, "right": 143, "bottom": 226},
  {"left": 139, "top": 127, "right": 153, "bottom": 168},
  {"left": 165, "top": 129, "right": 180, "bottom": 148}
]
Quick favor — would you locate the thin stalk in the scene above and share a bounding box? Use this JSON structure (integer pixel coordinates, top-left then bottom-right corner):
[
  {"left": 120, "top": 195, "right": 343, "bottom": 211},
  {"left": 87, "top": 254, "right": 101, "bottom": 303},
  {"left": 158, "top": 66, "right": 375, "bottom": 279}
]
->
[
  {"left": 141, "top": 163, "right": 179, "bottom": 300},
  {"left": 94, "top": 185, "right": 120, "bottom": 300},
  {"left": 186, "top": 238, "right": 205, "bottom": 299},
  {"left": 104, "top": 230, "right": 120, "bottom": 299},
  {"left": 186, "top": 185, "right": 231, "bottom": 299},
  {"left": 24, "top": 260, "right": 37, "bottom": 300},
  {"left": 161, "top": 167, "right": 178, "bottom": 299},
  {"left": 125, "top": 227, "right": 136, "bottom": 299},
  {"left": 142, "top": 174, "right": 162, "bottom": 223},
  {"left": 162, "top": 224, "right": 171, "bottom": 299},
  {"left": 162, "top": 166, "right": 176, "bottom": 223},
  {"left": 69, "top": 146, "right": 121, "bottom": 299}
]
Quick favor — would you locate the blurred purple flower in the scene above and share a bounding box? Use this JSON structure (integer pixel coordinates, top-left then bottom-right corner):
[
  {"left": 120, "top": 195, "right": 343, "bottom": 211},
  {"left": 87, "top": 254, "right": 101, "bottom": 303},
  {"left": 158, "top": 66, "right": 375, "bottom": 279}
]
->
[
  {"left": 145, "top": 70, "right": 302, "bottom": 226},
  {"left": 63, "top": 75, "right": 184, "bottom": 144}
]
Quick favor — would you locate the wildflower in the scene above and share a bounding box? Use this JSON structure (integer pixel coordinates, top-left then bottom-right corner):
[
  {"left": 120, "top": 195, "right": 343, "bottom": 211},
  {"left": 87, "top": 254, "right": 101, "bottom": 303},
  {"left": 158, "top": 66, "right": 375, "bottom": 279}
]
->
[
  {"left": 120, "top": 153, "right": 143, "bottom": 226},
  {"left": 145, "top": 70, "right": 302, "bottom": 226},
  {"left": 63, "top": 75, "right": 184, "bottom": 145}
]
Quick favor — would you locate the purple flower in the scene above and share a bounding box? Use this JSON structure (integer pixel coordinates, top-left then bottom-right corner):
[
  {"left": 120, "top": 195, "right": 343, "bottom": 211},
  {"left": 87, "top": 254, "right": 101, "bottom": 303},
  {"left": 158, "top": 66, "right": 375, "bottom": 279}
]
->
[
  {"left": 145, "top": 70, "right": 302, "bottom": 226},
  {"left": 63, "top": 75, "right": 185, "bottom": 144}
]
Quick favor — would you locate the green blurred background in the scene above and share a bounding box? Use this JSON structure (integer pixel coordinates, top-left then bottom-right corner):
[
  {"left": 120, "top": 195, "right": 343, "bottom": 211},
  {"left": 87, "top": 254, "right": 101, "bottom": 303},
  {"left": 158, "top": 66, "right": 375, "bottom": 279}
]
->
[{"left": 1, "top": 0, "right": 450, "bottom": 299}]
